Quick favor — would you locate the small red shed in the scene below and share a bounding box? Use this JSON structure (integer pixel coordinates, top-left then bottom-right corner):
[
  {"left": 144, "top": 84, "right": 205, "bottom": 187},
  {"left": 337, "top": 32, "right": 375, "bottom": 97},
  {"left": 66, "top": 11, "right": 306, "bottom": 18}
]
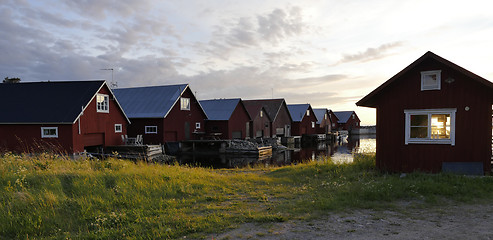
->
[
  {"left": 333, "top": 111, "right": 361, "bottom": 133},
  {"left": 313, "top": 108, "right": 333, "bottom": 134},
  {"left": 200, "top": 98, "right": 252, "bottom": 139},
  {"left": 243, "top": 99, "right": 292, "bottom": 138},
  {"left": 357, "top": 51, "right": 493, "bottom": 174},
  {"left": 287, "top": 104, "right": 318, "bottom": 136},
  {"left": 327, "top": 109, "right": 339, "bottom": 133},
  {"left": 0, "top": 80, "right": 130, "bottom": 154},
  {"left": 114, "top": 84, "right": 207, "bottom": 144},
  {"left": 243, "top": 101, "right": 272, "bottom": 138}
]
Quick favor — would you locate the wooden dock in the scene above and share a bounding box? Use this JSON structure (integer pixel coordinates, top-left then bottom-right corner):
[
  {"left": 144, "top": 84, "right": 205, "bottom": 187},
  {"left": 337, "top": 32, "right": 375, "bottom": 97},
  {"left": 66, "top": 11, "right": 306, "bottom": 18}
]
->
[{"left": 105, "top": 145, "right": 164, "bottom": 161}]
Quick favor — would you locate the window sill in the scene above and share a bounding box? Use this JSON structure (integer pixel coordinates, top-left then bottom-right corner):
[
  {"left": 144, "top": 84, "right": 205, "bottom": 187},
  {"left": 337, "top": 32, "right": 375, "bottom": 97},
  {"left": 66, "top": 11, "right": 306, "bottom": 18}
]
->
[{"left": 406, "top": 139, "right": 454, "bottom": 145}]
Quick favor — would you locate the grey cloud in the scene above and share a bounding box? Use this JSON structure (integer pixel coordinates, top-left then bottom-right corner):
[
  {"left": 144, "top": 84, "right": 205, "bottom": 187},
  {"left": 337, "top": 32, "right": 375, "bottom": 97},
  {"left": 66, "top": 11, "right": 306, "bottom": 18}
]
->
[
  {"left": 339, "top": 42, "right": 403, "bottom": 63},
  {"left": 257, "top": 7, "right": 304, "bottom": 44},
  {"left": 205, "top": 6, "right": 306, "bottom": 59},
  {"left": 62, "top": 0, "right": 154, "bottom": 20}
]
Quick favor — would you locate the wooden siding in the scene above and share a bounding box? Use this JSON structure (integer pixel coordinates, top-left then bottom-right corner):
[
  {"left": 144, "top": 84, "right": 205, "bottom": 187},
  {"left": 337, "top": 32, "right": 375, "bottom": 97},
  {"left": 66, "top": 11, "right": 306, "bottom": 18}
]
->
[
  {"left": 228, "top": 102, "right": 251, "bottom": 139},
  {"left": 125, "top": 87, "right": 207, "bottom": 144},
  {"left": 373, "top": 57, "right": 493, "bottom": 173},
  {"left": 251, "top": 109, "right": 271, "bottom": 138},
  {"left": 0, "top": 84, "right": 128, "bottom": 154},
  {"left": 272, "top": 103, "right": 292, "bottom": 137},
  {"left": 162, "top": 87, "right": 207, "bottom": 142},
  {"left": 291, "top": 107, "right": 318, "bottom": 136}
]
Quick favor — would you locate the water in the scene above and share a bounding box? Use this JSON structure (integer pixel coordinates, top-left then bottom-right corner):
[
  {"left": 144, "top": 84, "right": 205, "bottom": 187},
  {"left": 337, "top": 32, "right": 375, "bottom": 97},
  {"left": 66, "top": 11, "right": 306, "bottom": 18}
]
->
[{"left": 175, "top": 135, "right": 376, "bottom": 168}]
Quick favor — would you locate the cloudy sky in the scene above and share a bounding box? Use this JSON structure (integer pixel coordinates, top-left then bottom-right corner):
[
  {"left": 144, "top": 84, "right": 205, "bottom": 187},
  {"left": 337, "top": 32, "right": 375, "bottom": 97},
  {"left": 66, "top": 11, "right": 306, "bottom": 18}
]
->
[{"left": 2, "top": 0, "right": 493, "bottom": 125}]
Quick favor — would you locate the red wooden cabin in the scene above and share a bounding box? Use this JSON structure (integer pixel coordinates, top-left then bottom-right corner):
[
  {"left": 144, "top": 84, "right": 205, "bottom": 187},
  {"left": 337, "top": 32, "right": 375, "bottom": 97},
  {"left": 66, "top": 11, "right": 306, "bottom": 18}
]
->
[
  {"left": 0, "top": 81, "right": 130, "bottom": 154},
  {"left": 313, "top": 108, "right": 333, "bottom": 134},
  {"left": 114, "top": 84, "right": 207, "bottom": 144},
  {"left": 328, "top": 109, "right": 339, "bottom": 132},
  {"left": 200, "top": 98, "right": 251, "bottom": 139},
  {"left": 243, "top": 99, "right": 292, "bottom": 138},
  {"left": 243, "top": 101, "right": 272, "bottom": 138},
  {"left": 287, "top": 104, "right": 318, "bottom": 136},
  {"left": 333, "top": 111, "right": 361, "bottom": 133},
  {"left": 357, "top": 51, "right": 493, "bottom": 174}
]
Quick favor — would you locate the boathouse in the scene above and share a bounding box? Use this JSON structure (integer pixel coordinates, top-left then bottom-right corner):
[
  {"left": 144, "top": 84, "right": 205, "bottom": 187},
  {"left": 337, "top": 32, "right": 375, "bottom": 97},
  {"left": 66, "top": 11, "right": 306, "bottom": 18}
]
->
[
  {"left": 199, "top": 98, "right": 251, "bottom": 139},
  {"left": 333, "top": 111, "right": 361, "bottom": 134},
  {"left": 357, "top": 51, "right": 493, "bottom": 174},
  {"left": 313, "top": 108, "right": 333, "bottom": 134},
  {"left": 113, "top": 84, "right": 207, "bottom": 144},
  {"left": 287, "top": 104, "right": 318, "bottom": 136},
  {"left": 242, "top": 101, "right": 272, "bottom": 138},
  {"left": 328, "top": 109, "right": 339, "bottom": 133},
  {"left": 0, "top": 80, "right": 130, "bottom": 154},
  {"left": 243, "top": 99, "right": 292, "bottom": 138}
]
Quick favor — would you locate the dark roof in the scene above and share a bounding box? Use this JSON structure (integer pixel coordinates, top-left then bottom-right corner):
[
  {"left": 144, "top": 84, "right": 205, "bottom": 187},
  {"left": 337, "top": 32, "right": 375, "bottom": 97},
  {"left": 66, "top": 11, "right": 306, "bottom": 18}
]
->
[
  {"left": 287, "top": 104, "right": 313, "bottom": 122},
  {"left": 113, "top": 84, "right": 196, "bottom": 118},
  {"left": 313, "top": 108, "right": 328, "bottom": 124},
  {"left": 357, "top": 51, "right": 493, "bottom": 107},
  {"left": 0, "top": 80, "right": 113, "bottom": 124},
  {"left": 243, "top": 99, "right": 291, "bottom": 122},
  {"left": 200, "top": 98, "right": 242, "bottom": 121},
  {"left": 333, "top": 111, "right": 355, "bottom": 124}
]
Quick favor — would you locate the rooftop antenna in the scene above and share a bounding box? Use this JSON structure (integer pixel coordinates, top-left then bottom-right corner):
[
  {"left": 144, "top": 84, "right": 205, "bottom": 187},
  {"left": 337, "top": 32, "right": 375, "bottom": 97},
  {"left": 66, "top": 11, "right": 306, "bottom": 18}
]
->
[{"left": 100, "top": 68, "right": 117, "bottom": 88}]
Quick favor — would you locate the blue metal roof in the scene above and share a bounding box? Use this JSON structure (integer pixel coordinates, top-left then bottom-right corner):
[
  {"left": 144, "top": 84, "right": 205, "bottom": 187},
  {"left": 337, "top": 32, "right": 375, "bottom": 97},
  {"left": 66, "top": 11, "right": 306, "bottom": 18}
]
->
[
  {"left": 113, "top": 84, "right": 188, "bottom": 118},
  {"left": 199, "top": 99, "right": 241, "bottom": 120},
  {"left": 287, "top": 104, "right": 311, "bottom": 122},
  {"left": 333, "top": 111, "right": 354, "bottom": 124},
  {"left": 0, "top": 80, "right": 108, "bottom": 124},
  {"left": 313, "top": 108, "right": 328, "bottom": 124}
]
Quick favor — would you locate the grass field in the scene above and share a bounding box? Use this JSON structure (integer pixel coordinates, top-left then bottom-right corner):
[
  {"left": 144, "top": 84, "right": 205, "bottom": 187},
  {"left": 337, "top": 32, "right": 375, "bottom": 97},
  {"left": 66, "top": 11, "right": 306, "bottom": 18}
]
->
[{"left": 1, "top": 152, "right": 493, "bottom": 239}]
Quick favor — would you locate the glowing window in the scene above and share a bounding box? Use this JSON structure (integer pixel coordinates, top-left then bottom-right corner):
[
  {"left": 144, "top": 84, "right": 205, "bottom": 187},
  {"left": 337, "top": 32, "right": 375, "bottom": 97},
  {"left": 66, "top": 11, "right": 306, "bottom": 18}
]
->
[
  {"left": 405, "top": 109, "right": 456, "bottom": 145},
  {"left": 180, "top": 97, "right": 190, "bottom": 110},
  {"left": 97, "top": 94, "right": 109, "bottom": 113}
]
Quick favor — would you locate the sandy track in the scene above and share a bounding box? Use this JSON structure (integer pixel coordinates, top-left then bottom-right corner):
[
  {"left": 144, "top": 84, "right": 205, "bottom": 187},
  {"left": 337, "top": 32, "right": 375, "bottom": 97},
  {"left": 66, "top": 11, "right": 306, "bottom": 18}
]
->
[{"left": 213, "top": 202, "right": 493, "bottom": 240}]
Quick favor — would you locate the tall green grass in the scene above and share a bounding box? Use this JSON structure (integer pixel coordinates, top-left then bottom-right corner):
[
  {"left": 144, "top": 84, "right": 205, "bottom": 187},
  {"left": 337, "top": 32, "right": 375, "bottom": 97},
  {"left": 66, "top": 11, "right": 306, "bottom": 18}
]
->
[{"left": 1, "top": 152, "right": 493, "bottom": 239}]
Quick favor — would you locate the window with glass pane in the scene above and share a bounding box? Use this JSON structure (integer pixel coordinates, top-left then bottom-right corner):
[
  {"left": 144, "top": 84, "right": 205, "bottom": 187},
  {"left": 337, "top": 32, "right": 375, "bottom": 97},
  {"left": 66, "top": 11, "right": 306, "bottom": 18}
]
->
[
  {"left": 97, "top": 94, "right": 109, "bottom": 112},
  {"left": 410, "top": 114, "right": 428, "bottom": 138},
  {"left": 405, "top": 109, "right": 456, "bottom": 145},
  {"left": 180, "top": 97, "right": 190, "bottom": 110},
  {"left": 431, "top": 114, "right": 450, "bottom": 139}
]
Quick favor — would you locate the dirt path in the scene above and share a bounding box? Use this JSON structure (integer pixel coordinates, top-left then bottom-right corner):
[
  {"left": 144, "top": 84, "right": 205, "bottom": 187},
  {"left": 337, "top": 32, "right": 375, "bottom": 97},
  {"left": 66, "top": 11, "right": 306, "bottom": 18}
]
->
[{"left": 213, "top": 202, "right": 493, "bottom": 239}]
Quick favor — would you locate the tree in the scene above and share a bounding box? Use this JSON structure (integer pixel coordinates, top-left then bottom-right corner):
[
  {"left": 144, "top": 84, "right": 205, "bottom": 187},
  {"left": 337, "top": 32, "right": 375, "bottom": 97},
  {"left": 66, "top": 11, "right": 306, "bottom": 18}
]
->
[{"left": 3, "top": 77, "right": 21, "bottom": 83}]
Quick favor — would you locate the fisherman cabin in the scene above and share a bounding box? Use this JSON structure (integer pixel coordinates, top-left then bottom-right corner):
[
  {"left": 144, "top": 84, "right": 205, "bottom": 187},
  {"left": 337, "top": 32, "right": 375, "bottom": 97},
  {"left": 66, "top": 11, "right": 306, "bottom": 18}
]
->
[
  {"left": 114, "top": 84, "right": 207, "bottom": 144},
  {"left": 243, "top": 101, "right": 272, "bottom": 139},
  {"left": 357, "top": 51, "right": 493, "bottom": 174},
  {"left": 313, "top": 108, "right": 333, "bottom": 135},
  {"left": 333, "top": 111, "right": 361, "bottom": 134},
  {"left": 243, "top": 99, "right": 292, "bottom": 138},
  {"left": 200, "top": 98, "right": 251, "bottom": 140},
  {"left": 0, "top": 81, "right": 130, "bottom": 154},
  {"left": 287, "top": 104, "right": 318, "bottom": 137}
]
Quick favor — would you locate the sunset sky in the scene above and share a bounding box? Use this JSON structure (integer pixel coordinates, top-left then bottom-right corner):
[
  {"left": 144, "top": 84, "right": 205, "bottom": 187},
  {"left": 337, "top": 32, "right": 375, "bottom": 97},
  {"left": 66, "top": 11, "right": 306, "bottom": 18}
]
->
[{"left": 2, "top": 0, "right": 493, "bottom": 125}]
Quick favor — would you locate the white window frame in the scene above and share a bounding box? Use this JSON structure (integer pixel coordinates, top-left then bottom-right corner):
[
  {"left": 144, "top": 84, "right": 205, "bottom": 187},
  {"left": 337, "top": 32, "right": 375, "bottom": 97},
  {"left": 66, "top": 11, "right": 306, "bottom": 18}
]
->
[
  {"left": 260, "top": 110, "right": 263, "bottom": 118},
  {"left": 145, "top": 126, "right": 158, "bottom": 134},
  {"left": 306, "top": 110, "right": 310, "bottom": 116},
  {"left": 404, "top": 108, "right": 456, "bottom": 145},
  {"left": 311, "top": 121, "right": 315, "bottom": 128},
  {"left": 421, "top": 70, "right": 441, "bottom": 91},
  {"left": 180, "top": 97, "right": 190, "bottom": 111},
  {"left": 41, "top": 127, "right": 58, "bottom": 138},
  {"left": 195, "top": 122, "right": 201, "bottom": 129},
  {"left": 114, "top": 124, "right": 122, "bottom": 133},
  {"left": 96, "top": 94, "right": 109, "bottom": 113}
]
